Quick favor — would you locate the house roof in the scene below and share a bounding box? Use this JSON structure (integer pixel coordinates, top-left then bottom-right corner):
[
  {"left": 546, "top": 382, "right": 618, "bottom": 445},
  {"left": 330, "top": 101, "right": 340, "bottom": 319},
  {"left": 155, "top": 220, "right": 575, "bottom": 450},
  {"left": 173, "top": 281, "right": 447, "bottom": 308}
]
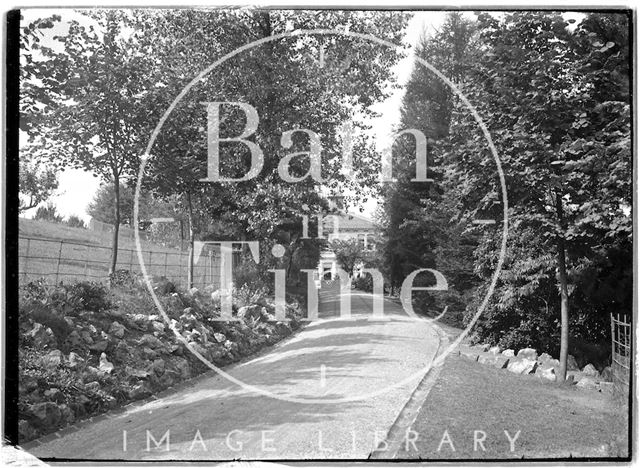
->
[{"left": 323, "top": 212, "right": 378, "bottom": 232}]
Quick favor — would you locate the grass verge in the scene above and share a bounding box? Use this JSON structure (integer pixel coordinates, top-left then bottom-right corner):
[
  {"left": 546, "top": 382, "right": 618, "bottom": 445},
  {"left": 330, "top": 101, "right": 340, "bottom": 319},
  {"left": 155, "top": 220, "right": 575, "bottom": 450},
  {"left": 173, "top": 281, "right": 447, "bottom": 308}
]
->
[{"left": 396, "top": 354, "right": 629, "bottom": 460}]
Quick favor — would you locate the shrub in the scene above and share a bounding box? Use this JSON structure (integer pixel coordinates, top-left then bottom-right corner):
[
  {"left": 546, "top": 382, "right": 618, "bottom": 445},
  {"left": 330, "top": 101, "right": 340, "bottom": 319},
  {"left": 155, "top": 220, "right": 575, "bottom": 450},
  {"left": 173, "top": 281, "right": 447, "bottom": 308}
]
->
[
  {"left": 233, "top": 260, "right": 272, "bottom": 294},
  {"left": 23, "top": 302, "right": 72, "bottom": 344},
  {"left": 19, "top": 347, "right": 120, "bottom": 435},
  {"left": 34, "top": 203, "right": 63, "bottom": 223},
  {"left": 463, "top": 283, "right": 561, "bottom": 354},
  {"left": 68, "top": 282, "right": 111, "bottom": 312},
  {"left": 233, "top": 283, "right": 270, "bottom": 309},
  {"left": 353, "top": 275, "right": 373, "bottom": 292},
  {"left": 110, "top": 281, "right": 157, "bottom": 317},
  {"left": 21, "top": 279, "right": 82, "bottom": 314},
  {"left": 21, "top": 279, "right": 111, "bottom": 315},
  {"left": 109, "top": 269, "right": 136, "bottom": 288},
  {"left": 66, "top": 215, "right": 86, "bottom": 229},
  {"left": 150, "top": 276, "right": 175, "bottom": 295}
]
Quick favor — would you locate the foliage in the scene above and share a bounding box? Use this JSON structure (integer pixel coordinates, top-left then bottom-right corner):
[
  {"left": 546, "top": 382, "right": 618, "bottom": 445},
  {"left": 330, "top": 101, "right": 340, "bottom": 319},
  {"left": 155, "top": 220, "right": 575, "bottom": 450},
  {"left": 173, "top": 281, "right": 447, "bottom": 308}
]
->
[
  {"left": 22, "top": 10, "right": 165, "bottom": 274},
  {"left": 108, "top": 269, "right": 137, "bottom": 288},
  {"left": 33, "top": 203, "right": 63, "bottom": 223},
  {"left": 233, "top": 284, "right": 271, "bottom": 309},
  {"left": 87, "top": 182, "right": 165, "bottom": 228},
  {"left": 21, "top": 278, "right": 112, "bottom": 315},
  {"left": 353, "top": 274, "right": 373, "bottom": 292},
  {"left": 330, "top": 238, "right": 369, "bottom": 276},
  {"left": 20, "top": 279, "right": 111, "bottom": 348},
  {"left": 19, "top": 155, "right": 59, "bottom": 212},
  {"left": 65, "top": 215, "right": 86, "bottom": 229},
  {"left": 23, "top": 302, "right": 73, "bottom": 344},
  {"left": 87, "top": 183, "right": 135, "bottom": 226},
  {"left": 145, "top": 195, "right": 189, "bottom": 248},
  {"left": 22, "top": 9, "right": 410, "bottom": 289},
  {"left": 232, "top": 258, "right": 274, "bottom": 295},
  {"left": 138, "top": 10, "right": 409, "bottom": 286},
  {"left": 378, "top": 12, "right": 479, "bottom": 306},
  {"left": 18, "top": 273, "right": 304, "bottom": 443},
  {"left": 19, "top": 347, "right": 118, "bottom": 428},
  {"left": 288, "top": 238, "right": 324, "bottom": 285},
  {"left": 68, "top": 282, "right": 112, "bottom": 312},
  {"left": 378, "top": 12, "right": 631, "bottom": 358},
  {"left": 25, "top": 11, "right": 159, "bottom": 180},
  {"left": 449, "top": 12, "right": 631, "bottom": 363},
  {"left": 19, "top": 13, "right": 62, "bottom": 135},
  {"left": 21, "top": 10, "right": 631, "bottom": 363}
]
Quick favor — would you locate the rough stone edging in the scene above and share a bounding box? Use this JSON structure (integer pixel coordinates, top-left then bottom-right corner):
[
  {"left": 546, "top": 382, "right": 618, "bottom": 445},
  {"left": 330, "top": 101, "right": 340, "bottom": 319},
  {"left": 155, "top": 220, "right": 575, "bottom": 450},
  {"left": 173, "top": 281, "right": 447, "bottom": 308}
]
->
[
  {"left": 18, "top": 322, "right": 309, "bottom": 452},
  {"left": 457, "top": 343, "right": 614, "bottom": 392}
]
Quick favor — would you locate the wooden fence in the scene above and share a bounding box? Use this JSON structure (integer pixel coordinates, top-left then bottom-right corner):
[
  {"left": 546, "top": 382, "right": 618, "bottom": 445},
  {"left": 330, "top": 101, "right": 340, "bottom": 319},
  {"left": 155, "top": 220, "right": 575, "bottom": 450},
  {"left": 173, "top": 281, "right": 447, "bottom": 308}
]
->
[
  {"left": 610, "top": 313, "right": 631, "bottom": 401},
  {"left": 88, "top": 218, "right": 150, "bottom": 241},
  {"left": 19, "top": 236, "right": 222, "bottom": 290}
]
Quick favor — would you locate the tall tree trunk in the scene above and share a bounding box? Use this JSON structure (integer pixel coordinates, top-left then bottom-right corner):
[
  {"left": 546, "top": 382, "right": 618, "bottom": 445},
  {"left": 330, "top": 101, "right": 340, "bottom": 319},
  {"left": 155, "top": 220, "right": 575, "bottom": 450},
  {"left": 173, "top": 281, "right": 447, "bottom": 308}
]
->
[
  {"left": 285, "top": 235, "right": 299, "bottom": 282},
  {"left": 186, "top": 191, "right": 195, "bottom": 289},
  {"left": 109, "top": 177, "right": 120, "bottom": 277},
  {"left": 285, "top": 249, "right": 295, "bottom": 283},
  {"left": 179, "top": 219, "right": 185, "bottom": 251},
  {"left": 555, "top": 193, "right": 570, "bottom": 382}
]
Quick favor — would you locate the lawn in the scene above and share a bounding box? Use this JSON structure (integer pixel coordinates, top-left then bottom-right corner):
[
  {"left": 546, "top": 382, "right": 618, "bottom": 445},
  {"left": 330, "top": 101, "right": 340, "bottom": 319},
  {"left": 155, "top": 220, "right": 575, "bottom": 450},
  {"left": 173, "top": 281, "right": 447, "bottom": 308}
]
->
[{"left": 396, "top": 354, "right": 629, "bottom": 460}]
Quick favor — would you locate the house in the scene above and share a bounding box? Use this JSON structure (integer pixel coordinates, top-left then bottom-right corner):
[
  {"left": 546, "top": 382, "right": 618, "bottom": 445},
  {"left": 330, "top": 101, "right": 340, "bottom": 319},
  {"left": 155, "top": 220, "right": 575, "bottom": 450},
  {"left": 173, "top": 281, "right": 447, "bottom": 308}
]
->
[{"left": 317, "top": 196, "right": 378, "bottom": 281}]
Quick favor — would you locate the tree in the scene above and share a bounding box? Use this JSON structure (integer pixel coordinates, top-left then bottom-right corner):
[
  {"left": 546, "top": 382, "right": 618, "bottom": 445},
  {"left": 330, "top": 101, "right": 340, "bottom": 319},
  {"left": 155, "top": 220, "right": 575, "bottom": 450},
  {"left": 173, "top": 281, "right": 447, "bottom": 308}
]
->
[
  {"left": 87, "top": 182, "right": 160, "bottom": 226},
  {"left": 19, "top": 14, "right": 63, "bottom": 213},
  {"left": 19, "top": 156, "right": 58, "bottom": 212},
  {"left": 23, "top": 10, "right": 162, "bottom": 275},
  {"left": 377, "top": 11, "right": 631, "bottom": 365},
  {"left": 378, "top": 12, "right": 478, "bottom": 311},
  {"left": 329, "top": 239, "right": 369, "bottom": 277},
  {"left": 87, "top": 183, "right": 135, "bottom": 226},
  {"left": 19, "top": 13, "right": 62, "bottom": 136},
  {"left": 33, "top": 203, "right": 63, "bottom": 223},
  {"left": 66, "top": 215, "right": 86, "bottom": 229},
  {"left": 141, "top": 10, "right": 410, "bottom": 287},
  {"left": 450, "top": 11, "right": 631, "bottom": 380}
]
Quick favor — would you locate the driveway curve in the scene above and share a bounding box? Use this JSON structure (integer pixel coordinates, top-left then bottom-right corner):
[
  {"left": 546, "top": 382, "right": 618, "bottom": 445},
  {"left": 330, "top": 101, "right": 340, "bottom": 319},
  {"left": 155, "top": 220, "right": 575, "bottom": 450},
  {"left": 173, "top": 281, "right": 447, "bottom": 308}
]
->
[{"left": 30, "top": 286, "right": 441, "bottom": 461}]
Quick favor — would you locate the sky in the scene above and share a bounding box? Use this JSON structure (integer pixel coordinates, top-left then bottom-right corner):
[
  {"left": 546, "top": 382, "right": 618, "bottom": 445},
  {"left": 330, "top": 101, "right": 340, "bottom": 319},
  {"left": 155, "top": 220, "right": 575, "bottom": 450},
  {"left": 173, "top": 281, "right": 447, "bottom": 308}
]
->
[
  {"left": 20, "top": 10, "right": 451, "bottom": 222},
  {"left": 349, "top": 12, "right": 450, "bottom": 215}
]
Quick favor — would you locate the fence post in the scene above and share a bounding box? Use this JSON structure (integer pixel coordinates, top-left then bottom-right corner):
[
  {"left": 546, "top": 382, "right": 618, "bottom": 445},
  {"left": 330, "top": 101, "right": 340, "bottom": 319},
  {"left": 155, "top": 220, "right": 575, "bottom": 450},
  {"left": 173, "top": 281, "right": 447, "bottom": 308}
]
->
[
  {"left": 164, "top": 252, "right": 168, "bottom": 278},
  {"left": 610, "top": 313, "right": 615, "bottom": 366},
  {"left": 55, "top": 240, "right": 64, "bottom": 283},
  {"left": 23, "top": 237, "right": 31, "bottom": 282},
  {"left": 83, "top": 244, "right": 89, "bottom": 279},
  {"left": 128, "top": 248, "right": 134, "bottom": 273},
  {"left": 148, "top": 250, "right": 153, "bottom": 277},
  {"left": 182, "top": 250, "right": 187, "bottom": 288}
]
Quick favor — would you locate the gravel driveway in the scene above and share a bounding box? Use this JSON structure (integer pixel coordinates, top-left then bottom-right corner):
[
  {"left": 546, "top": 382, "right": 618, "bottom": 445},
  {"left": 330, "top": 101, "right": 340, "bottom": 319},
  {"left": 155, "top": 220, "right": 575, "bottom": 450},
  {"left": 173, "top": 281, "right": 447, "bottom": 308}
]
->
[{"left": 28, "top": 288, "right": 440, "bottom": 461}]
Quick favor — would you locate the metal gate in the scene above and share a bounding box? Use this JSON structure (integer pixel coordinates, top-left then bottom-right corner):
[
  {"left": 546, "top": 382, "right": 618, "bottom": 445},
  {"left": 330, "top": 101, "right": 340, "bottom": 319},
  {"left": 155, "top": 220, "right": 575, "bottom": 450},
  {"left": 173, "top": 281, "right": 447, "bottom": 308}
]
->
[{"left": 610, "top": 313, "right": 631, "bottom": 401}]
